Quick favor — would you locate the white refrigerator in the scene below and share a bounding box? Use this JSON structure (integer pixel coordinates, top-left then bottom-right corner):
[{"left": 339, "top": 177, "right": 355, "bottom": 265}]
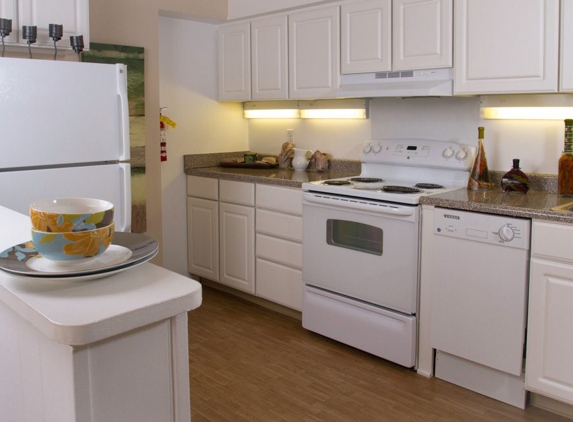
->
[{"left": 0, "top": 57, "right": 131, "bottom": 231}]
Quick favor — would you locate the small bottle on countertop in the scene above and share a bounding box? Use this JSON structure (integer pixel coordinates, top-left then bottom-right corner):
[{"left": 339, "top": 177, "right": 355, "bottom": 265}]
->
[
  {"left": 501, "top": 159, "right": 530, "bottom": 194},
  {"left": 558, "top": 119, "right": 573, "bottom": 197},
  {"left": 467, "top": 126, "right": 493, "bottom": 190}
]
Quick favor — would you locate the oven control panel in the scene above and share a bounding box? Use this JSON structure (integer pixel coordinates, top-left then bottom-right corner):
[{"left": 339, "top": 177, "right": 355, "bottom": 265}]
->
[{"left": 361, "top": 140, "right": 476, "bottom": 171}]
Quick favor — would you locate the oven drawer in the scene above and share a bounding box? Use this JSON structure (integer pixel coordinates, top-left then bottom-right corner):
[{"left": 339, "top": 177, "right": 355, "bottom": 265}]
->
[{"left": 302, "top": 286, "right": 416, "bottom": 368}]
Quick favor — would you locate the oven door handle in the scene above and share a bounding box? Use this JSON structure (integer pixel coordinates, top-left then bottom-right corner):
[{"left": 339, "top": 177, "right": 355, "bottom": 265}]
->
[{"left": 302, "top": 192, "right": 416, "bottom": 216}]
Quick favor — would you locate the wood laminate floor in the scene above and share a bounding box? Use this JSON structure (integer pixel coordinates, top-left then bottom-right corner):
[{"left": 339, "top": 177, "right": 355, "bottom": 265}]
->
[{"left": 188, "top": 287, "right": 569, "bottom": 422}]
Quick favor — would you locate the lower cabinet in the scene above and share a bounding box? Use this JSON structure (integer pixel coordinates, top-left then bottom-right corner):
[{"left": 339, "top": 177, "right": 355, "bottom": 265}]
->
[
  {"left": 526, "top": 220, "right": 573, "bottom": 405},
  {"left": 220, "top": 201, "right": 255, "bottom": 294},
  {"left": 187, "top": 176, "right": 303, "bottom": 310},
  {"left": 255, "top": 184, "right": 303, "bottom": 311}
]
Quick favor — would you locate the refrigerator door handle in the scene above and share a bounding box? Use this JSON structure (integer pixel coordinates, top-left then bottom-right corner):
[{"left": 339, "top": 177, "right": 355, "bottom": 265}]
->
[
  {"left": 119, "top": 163, "right": 132, "bottom": 232},
  {"left": 116, "top": 64, "right": 130, "bottom": 162}
]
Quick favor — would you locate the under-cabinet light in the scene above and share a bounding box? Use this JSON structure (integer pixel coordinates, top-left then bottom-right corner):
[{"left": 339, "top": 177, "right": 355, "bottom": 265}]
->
[
  {"left": 244, "top": 101, "right": 300, "bottom": 119},
  {"left": 243, "top": 99, "right": 369, "bottom": 119},
  {"left": 300, "top": 108, "right": 367, "bottom": 119},
  {"left": 300, "top": 99, "right": 369, "bottom": 119},
  {"left": 243, "top": 109, "right": 300, "bottom": 119},
  {"left": 481, "top": 107, "right": 573, "bottom": 120}
]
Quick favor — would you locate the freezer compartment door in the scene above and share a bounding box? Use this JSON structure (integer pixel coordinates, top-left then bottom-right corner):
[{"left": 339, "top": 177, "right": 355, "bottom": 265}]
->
[
  {"left": 0, "top": 164, "right": 131, "bottom": 232},
  {"left": 0, "top": 58, "right": 129, "bottom": 169}
]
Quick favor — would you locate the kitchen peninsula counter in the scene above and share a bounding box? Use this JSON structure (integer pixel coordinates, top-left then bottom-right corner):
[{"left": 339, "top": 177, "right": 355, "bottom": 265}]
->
[{"left": 184, "top": 152, "right": 360, "bottom": 188}]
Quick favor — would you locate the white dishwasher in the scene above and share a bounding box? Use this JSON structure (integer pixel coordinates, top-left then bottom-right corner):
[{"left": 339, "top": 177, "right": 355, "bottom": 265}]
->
[{"left": 430, "top": 208, "right": 531, "bottom": 409}]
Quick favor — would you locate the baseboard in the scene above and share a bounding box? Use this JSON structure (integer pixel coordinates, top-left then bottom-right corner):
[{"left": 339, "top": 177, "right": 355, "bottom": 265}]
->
[
  {"left": 196, "top": 277, "right": 302, "bottom": 321},
  {"left": 530, "top": 393, "right": 573, "bottom": 419}
]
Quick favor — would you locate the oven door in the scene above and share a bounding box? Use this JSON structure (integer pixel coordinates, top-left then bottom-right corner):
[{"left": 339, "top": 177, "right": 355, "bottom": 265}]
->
[{"left": 302, "top": 192, "right": 420, "bottom": 315}]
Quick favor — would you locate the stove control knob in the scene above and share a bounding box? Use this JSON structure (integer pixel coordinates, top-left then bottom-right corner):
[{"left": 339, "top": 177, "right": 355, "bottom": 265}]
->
[
  {"left": 456, "top": 148, "right": 468, "bottom": 161},
  {"left": 363, "top": 143, "right": 372, "bottom": 154},
  {"left": 372, "top": 143, "right": 382, "bottom": 154},
  {"left": 442, "top": 147, "right": 454, "bottom": 159},
  {"left": 498, "top": 225, "right": 515, "bottom": 242}
]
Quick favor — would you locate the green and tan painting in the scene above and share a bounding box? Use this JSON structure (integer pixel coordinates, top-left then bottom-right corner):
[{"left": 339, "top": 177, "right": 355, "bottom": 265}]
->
[{"left": 82, "top": 43, "right": 146, "bottom": 233}]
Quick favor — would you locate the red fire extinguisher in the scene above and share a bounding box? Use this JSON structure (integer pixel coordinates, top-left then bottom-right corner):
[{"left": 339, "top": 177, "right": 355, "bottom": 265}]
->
[
  {"left": 159, "top": 109, "right": 176, "bottom": 162},
  {"left": 160, "top": 120, "right": 167, "bottom": 162}
]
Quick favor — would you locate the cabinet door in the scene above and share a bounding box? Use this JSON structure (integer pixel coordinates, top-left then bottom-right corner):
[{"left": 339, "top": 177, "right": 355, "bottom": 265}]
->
[
  {"left": 220, "top": 202, "right": 255, "bottom": 294},
  {"left": 0, "top": 0, "right": 18, "bottom": 43},
  {"left": 18, "top": 0, "right": 89, "bottom": 48},
  {"left": 561, "top": 0, "right": 573, "bottom": 92},
  {"left": 187, "top": 197, "right": 219, "bottom": 281},
  {"left": 393, "top": 0, "right": 452, "bottom": 71},
  {"left": 341, "top": 0, "right": 391, "bottom": 74},
  {"left": 289, "top": 6, "right": 340, "bottom": 99},
  {"left": 251, "top": 15, "right": 288, "bottom": 100},
  {"left": 218, "top": 21, "right": 251, "bottom": 102},
  {"left": 526, "top": 258, "right": 573, "bottom": 405},
  {"left": 454, "top": 0, "right": 559, "bottom": 94}
]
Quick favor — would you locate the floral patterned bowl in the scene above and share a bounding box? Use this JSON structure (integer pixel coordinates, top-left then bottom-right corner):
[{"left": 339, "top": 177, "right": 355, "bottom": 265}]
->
[
  {"left": 30, "top": 198, "right": 114, "bottom": 233},
  {"left": 31, "top": 222, "right": 115, "bottom": 265}
]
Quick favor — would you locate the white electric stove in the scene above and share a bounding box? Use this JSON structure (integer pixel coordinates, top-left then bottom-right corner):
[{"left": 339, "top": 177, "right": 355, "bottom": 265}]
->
[{"left": 301, "top": 139, "right": 476, "bottom": 368}]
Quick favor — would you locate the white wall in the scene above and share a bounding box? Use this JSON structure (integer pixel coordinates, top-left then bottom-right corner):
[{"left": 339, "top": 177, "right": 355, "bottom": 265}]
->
[
  {"left": 159, "top": 16, "right": 248, "bottom": 275},
  {"left": 248, "top": 95, "right": 571, "bottom": 175}
]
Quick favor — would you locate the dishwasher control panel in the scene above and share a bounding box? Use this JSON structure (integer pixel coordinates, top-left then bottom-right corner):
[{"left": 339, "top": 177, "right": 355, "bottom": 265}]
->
[{"left": 433, "top": 208, "right": 530, "bottom": 250}]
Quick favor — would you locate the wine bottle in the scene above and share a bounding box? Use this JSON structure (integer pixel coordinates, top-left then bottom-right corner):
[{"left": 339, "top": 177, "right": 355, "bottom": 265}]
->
[
  {"left": 558, "top": 119, "right": 573, "bottom": 197},
  {"left": 467, "top": 127, "right": 493, "bottom": 190},
  {"left": 501, "top": 159, "right": 530, "bottom": 194}
]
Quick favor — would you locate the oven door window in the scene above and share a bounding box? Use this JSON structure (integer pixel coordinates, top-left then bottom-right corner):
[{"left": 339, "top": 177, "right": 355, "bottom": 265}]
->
[{"left": 326, "top": 219, "right": 383, "bottom": 256}]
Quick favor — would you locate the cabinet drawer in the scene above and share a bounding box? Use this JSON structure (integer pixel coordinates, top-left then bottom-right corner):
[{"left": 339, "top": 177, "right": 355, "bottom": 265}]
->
[
  {"left": 256, "top": 258, "right": 303, "bottom": 311},
  {"left": 256, "top": 234, "right": 302, "bottom": 269},
  {"left": 220, "top": 180, "right": 255, "bottom": 206},
  {"left": 256, "top": 184, "right": 302, "bottom": 215},
  {"left": 256, "top": 209, "right": 302, "bottom": 242},
  {"left": 532, "top": 220, "right": 573, "bottom": 262},
  {"left": 187, "top": 176, "right": 218, "bottom": 200}
]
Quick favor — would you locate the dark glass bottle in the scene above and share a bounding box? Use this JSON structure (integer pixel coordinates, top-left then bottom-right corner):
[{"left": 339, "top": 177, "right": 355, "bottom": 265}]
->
[
  {"left": 558, "top": 119, "right": 573, "bottom": 197},
  {"left": 467, "top": 127, "right": 493, "bottom": 190},
  {"left": 501, "top": 159, "right": 530, "bottom": 194}
]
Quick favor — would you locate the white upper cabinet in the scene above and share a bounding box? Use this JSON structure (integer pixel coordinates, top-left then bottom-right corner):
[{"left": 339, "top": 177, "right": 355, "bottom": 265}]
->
[
  {"left": 561, "top": 0, "right": 573, "bottom": 92},
  {"left": 341, "top": 0, "right": 452, "bottom": 74},
  {"left": 218, "top": 21, "right": 251, "bottom": 102},
  {"left": 289, "top": 6, "right": 340, "bottom": 99},
  {"left": 454, "top": 0, "right": 560, "bottom": 95},
  {"left": 0, "top": 0, "right": 89, "bottom": 51},
  {"left": 393, "top": 0, "right": 452, "bottom": 70},
  {"left": 251, "top": 15, "right": 288, "bottom": 100},
  {"left": 341, "top": 0, "right": 392, "bottom": 74}
]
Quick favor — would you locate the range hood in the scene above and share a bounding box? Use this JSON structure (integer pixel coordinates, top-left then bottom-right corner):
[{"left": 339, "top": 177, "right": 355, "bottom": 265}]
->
[{"left": 337, "top": 68, "right": 453, "bottom": 98}]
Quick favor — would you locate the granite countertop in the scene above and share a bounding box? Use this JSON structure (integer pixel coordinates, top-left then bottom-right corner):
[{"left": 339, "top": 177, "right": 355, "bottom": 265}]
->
[
  {"left": 185, "top": 152, "right": 573, "bottom": 223},
  {"left": 184, "top": 152, "right": 360, "bottom": 188},
  {"left": 420, "top": 188, "right": 573, "bottom": 224}
]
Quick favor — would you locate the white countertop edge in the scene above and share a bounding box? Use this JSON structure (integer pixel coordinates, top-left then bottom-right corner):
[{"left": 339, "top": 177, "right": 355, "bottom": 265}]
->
[{"left": 0, "top": 263, "right": 202, "bottom": 346}]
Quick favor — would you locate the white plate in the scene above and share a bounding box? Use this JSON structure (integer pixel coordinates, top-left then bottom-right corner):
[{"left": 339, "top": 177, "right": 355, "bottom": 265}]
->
[{"left": 0, "top": 232, "right": 158, "bottom": 280}]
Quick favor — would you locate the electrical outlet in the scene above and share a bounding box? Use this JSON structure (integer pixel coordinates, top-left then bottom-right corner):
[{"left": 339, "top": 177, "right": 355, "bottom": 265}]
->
[{"left": 287, "top": 129, "right": 294, "bottom": 143}]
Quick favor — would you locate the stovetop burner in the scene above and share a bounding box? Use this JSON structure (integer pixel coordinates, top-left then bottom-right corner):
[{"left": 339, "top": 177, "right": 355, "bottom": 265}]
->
[
  {"left": 322, "top": 180, "right": 352, "bottom": 186},
  {"left": 382, "top": 186, "right": 422, "bottom": 194},
  {"left": 414, "top": 183, "right": 445, "bottom": 189}
]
